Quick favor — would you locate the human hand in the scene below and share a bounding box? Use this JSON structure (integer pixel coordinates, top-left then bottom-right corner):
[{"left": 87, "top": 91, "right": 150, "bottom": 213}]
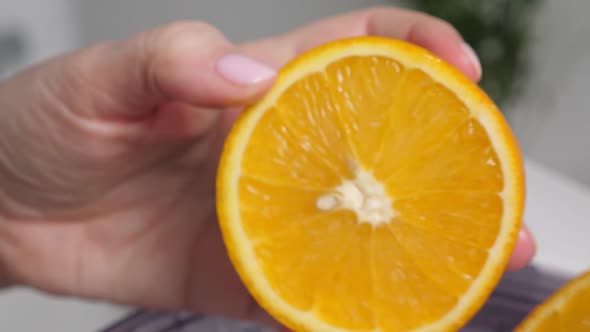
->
[{"left": 0, "top": 6, "right": 535, "bottom": 330}]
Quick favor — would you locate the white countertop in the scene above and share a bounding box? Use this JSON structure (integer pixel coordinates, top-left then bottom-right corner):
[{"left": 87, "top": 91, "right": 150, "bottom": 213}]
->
[
  {"left": 524, "top": 159, "right": 590, "bottom": 275},
  {"left": 0, "top": 158, "right": 589, "bottom": 331},
  {"left": 0, "top": 288, "right": 130, "bottom": 331}
]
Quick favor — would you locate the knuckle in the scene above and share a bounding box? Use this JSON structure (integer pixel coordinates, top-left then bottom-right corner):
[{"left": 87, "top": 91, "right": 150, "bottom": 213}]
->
[
  {"left": 137, "top": 20, "right": 229, "bottom": 92},
  {"left": 158, "top": 20, "right": 222, "bottom": 39},
  {"left": 151, "top": 20, "right": 227, "bottom": 56},
  {"left": 430, "top": 18, "right": 458, "bottom": 34}
]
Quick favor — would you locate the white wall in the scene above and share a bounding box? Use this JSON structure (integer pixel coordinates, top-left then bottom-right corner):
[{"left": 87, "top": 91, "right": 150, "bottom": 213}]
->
[
  {"left": 0, "top": 0, "right": 78, "bottom": 78},
  {"left": 508, "top": 0, "right": 590, "bottom": 186},
  {"left": 75, "top": 0, "right": 391, "bottom": 44}
]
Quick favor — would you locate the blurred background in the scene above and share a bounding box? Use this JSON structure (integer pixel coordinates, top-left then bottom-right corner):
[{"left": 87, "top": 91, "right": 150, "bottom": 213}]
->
[
  {"left": 1, "top": 0, "right": 589, "bottom": 186},
  {"left": 0, "top": 0, "right": 589, "bottom": 331}
]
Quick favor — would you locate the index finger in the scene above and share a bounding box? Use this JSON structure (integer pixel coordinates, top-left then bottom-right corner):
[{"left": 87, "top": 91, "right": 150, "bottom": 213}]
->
[{"left": 239, "top": 6, "right": 481, "bottom": 82}]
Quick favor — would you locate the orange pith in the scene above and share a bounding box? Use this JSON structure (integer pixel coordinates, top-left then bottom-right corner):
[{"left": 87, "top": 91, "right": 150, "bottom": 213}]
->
[{"left": 217, "top": 37, "right": 524, "bottom": 332}]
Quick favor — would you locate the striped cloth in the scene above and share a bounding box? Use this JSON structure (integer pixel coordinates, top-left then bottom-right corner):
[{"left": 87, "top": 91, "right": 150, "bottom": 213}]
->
[{"left": 101, "top": 266, "right": 570, "bottom": 332}]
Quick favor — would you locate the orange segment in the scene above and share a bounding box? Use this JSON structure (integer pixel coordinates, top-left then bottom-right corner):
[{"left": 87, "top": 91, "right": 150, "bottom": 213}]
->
[
  {"left": 561, "top": 288, "right": 590, "bottom": 331},
  {"left": 394, "top": 192, "right": 503, "bottom": 249},
  {"left": 217, "top": 36, "right": 524, "bottom": 332},
  {"left": 275, "top": 72, "right": 355, "bottom": 181},
  {"left": 383, "top": 119, "right": 504, "bottom": 198},
  {"left": 530, "top": 312, "right": 562, "bottom": 332},
  {"left": 389, "top": 222, "right": 488, "bottom": 296},
  {"left": 312, "top": 223, "right": 374, "bottom": 330},
  {"left": 516, "top": 270, "right": 590, "bottom": 332},
  {"left": 371, "top": 70, "right": 471, "bottom": 184},
  {"left": 238, "top": 175, "right": 324, "bottom": 240},
  {"left": 241, "top": 108, "right": 345, "bottom": 189},
  {"left": 372, "top": 225, "right": 458, "bottom": 331},
  {"left": 324, "top": 56, "right": 403, "bottom": 168},
  {"left": 252, "top": 210, "right": 357, "bottom": 311}
]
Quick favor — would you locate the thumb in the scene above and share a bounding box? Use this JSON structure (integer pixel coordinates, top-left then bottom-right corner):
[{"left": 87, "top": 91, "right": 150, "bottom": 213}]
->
[
  {"left": 0, "top": 22, "right": 276, "bottom": 215},
  {"left": 42, "top": 21, "right": 277, "bottom": 120}
]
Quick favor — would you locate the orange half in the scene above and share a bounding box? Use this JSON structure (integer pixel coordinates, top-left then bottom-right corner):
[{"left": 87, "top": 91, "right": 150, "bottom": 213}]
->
[
  {"left": 217, "top": 37, "right": 525, "bottom": 332},
  {"left": 516, "top": 270, "right": 590, "bottom": 331}
]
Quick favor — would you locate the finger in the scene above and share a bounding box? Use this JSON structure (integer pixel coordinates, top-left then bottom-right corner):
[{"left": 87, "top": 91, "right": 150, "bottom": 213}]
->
[
  {"left": 0, "top": 21, "right": 279, "bottom": 214},
  {"left": 506, "top": 224, "right": 536, "bottom": 271},
  {"left": 240, "top": 6, "right": 481, "bottom": 82},
  {"left": 136, "top": 22, "right": 277, "bottom": 108},
  {"left": 21, "top": 21, "right": 276, "bottom": 121}
]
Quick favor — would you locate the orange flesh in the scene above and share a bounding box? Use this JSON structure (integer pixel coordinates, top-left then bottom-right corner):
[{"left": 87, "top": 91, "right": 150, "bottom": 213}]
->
[
  {"left": 237, "top": 55, "right": 506, "bottom": 330},
  {"left": 518, "top": 271, "right": 590, "bottom": 332},
  {"left": 560, "top": 286, "right": 590, "bottom": 331}
]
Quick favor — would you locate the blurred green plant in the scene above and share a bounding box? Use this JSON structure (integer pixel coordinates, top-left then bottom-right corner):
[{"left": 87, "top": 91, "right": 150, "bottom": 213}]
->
[{"left": 401, "top": 0, "right": 543, "bottom": 108}]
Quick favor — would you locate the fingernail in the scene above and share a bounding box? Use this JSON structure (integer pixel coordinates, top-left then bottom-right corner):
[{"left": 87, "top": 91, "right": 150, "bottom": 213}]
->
[
  {"left": 506, "top": 226, "right": 537, "bottom": 271},
  {"left": 217, "top": 54, "right": 276, "bottom": 85},
  {"left": 461, "top": 42, "right": 482, "bottom": 79}
]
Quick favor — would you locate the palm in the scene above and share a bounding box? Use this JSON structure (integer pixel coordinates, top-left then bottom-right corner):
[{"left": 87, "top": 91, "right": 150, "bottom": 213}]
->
[{"left": 0, "top": 109, "right": 267, "bottom": 323}]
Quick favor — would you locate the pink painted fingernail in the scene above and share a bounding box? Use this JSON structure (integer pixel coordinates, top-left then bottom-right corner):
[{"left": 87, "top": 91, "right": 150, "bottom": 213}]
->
[
  {"left": 461, "top": 42, "right": 482, "bottom": 79},
  {"left": 506, "top": 227, "right": 537, "bottom": 271},
  {"left": 217, "top": 54, "right": 276, "bottom": 85}
]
